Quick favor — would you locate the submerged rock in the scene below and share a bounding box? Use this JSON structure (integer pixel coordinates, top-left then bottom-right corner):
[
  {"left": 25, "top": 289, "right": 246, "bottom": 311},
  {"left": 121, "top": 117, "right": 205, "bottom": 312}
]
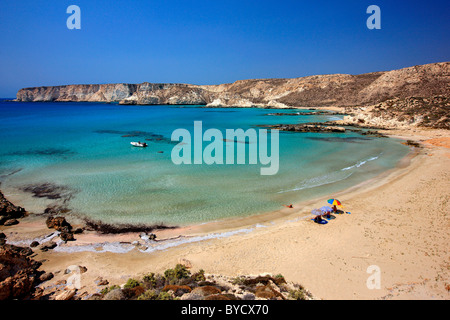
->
[{"left": 264, "top": 123, "right": 346, "bottom": 133}]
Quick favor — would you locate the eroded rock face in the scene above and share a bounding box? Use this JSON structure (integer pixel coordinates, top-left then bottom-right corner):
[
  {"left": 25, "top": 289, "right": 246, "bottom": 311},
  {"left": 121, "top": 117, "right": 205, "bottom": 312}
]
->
[
  {"left": 337, "top": 96, "right": 450, "bottom": 130},
  {"left": 0, "top": 191, "right": 26, "bottom": 226},
  {"left": 0, "top": 244, "right": 42, "bottom": 300},
  {"left": 15, "top": 62, "right": 450, "bottom": 108}
]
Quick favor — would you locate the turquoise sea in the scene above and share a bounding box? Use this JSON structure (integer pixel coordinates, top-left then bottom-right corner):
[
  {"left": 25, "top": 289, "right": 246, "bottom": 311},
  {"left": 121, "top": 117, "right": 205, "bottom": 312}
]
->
[{"left": 0, "top": 99, "right": 410, "bottom": 226}]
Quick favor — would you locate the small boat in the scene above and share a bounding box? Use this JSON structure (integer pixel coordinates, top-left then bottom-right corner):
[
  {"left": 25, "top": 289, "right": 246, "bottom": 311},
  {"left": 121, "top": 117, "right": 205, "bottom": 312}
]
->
[{"left": 131, "top": 142, "right": 148, "bottom": 148}]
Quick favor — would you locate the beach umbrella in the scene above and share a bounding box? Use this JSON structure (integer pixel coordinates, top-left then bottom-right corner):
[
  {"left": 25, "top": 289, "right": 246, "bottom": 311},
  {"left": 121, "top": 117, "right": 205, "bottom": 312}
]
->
[
  {"left": 311, "top": 209, "right": 323, "bottom": 216},
  {"left": 327, "top": 199, "right": 342, "bottom": 206},
  {"left": 320, "top": 206, "right": 333, "bottom": 213}
]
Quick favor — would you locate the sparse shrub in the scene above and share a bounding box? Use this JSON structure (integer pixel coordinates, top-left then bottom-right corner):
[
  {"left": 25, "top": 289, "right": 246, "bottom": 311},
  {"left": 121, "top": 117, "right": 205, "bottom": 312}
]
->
[
  {"left": 191, "top": 269, "right": 206, "bottom": 282},
  {"left": 100, "top": 285, "right": 120, "bottom": 295},
  {"left": 231, "top": 276, "right": 247, "bottom": 286},
  {"left": 143, "top": 272, "right": 157, "bottom": 288},
  {"left": 157, "top": 291, "right": 173, "bottom": 300},
  {"left": 122, "top": 285, "right": 146, "bottom": 299},
  {"left": 289, "top": 287, "right": 308, "bottom": 300},
  {"left": 124, "top": 278, "right": 141, "bottom": 289},
  {"left": 137, "top": 289, "right": 158, "bottom": 300},
  {"left": 164, "top": 264, "right": 191, "bottom": 284}
]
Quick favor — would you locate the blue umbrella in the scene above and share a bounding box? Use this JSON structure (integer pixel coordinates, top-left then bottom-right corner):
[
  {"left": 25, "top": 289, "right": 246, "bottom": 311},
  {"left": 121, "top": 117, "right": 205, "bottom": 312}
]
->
[
  {"left": 311, "top": 209, "right": 323, "bottom": 216},
  {"left": 320, "top": 206, "right": 333, "bottom": 213}
]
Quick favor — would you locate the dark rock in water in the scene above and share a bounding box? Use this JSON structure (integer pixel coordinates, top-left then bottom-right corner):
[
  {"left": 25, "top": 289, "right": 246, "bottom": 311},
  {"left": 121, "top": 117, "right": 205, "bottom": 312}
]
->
[
  {"left": 306, "top": 136, "right": 371, "bottom": 143},
  {"left": 361, "top": 130, "right": 388, "bottom": 138},
  {"left": 21, "top": 183, "right": 74, "bottom": 201},
  {"left": 94, "top": 129, "right": 177, "bottom": 145},
  {"left": 7, "top": 148, "right": 76, "bottom": 157},
  {"left": 44, "top": 205, "right": 72, "bottom": 215},
  {"left": 83, "top": 218, "right": 176, "bottom": 234},
  {"left": 263, "top": 123, "right": 346, "bottom": 133},
  {"left": 265, "top": 111, "right": 346, "bottom": 116}
]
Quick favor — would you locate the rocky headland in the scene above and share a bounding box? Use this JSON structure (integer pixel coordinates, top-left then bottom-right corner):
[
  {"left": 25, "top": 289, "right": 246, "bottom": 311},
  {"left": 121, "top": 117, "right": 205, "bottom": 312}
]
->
[
  {"left": 334, "top": 95, "right": 449, "bottom": 130},
  {"left": 16, "top": 62, "right": 449, "bottom": 111}
]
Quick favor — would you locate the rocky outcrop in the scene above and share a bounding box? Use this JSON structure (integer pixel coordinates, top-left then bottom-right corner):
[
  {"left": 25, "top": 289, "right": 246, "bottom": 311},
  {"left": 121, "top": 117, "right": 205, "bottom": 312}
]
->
[
  {"left": 336, "top": 95, "right": 450, "bottom": 130},
  {"left": 0, "top": 242, "right": 43, "bottom": 300},
  {"left": 16, "top": 62, "right": 449, "bottom": 108},
  {"left": 0, "top": 191, "right": 26, "bottom": 226},
  {"left": 46, "top": 216, "right": 76, "bottom": 242},
  {"left": 263, "top": 123, "right": 347, "bottom": 133}
]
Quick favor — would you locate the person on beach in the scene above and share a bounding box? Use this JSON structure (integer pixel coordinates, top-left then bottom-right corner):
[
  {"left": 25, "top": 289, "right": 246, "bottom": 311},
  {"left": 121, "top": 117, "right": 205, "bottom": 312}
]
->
[
  {"left": 314, "top": 215, "right": 323, "bottom": 223},
  {"left": 284, "top": 204, "right": 294, "bottom": 208}
]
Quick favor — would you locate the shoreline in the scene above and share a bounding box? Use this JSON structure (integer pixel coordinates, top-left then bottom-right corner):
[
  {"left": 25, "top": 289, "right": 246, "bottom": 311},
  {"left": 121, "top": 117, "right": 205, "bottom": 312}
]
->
[
  {"left": 1, "top": 136, "right": 415, "bottom": 245},
  {"left": 1, "top": 128, "right": 449, "bottom": 300}
]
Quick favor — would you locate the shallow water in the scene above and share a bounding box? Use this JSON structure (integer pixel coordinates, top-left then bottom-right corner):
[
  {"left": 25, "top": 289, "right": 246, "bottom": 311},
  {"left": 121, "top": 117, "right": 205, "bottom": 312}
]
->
[{"left": 0, "top": 100, "right": 409, "bottom": 226}]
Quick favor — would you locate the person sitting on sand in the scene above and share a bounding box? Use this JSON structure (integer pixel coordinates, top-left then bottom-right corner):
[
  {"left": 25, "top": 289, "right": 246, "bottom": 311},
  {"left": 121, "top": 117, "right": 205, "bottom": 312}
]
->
[
  {"left": 283, "top": 204, "right": 294, "bottom": 208},
  {"left": 314, "top": 215, "right": 323, "bottom": 223}
]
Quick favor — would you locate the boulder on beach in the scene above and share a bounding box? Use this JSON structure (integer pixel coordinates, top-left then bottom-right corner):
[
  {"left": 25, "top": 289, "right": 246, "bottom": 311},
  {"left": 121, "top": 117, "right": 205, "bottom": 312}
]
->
[
  {"left": 0, "top": 191, "right": 26, "bottom": 225},
  {"left": 0, "top": 244, "right": 42, "bottom": 300},
  {"left": 46, "top": 216, "right": 72, "bottom": 231}
]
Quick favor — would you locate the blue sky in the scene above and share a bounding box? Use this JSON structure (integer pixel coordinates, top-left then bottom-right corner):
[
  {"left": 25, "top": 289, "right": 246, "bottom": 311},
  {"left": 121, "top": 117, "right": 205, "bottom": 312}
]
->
[{"left": 0, "top": 0, "right": 449, "bottom": 97}]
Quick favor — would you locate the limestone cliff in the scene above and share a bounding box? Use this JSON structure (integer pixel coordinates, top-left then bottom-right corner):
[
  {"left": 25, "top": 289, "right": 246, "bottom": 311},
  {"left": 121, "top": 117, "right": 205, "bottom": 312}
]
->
[{"left": 16, "top": 62, "right": 449, "bottom": 108}]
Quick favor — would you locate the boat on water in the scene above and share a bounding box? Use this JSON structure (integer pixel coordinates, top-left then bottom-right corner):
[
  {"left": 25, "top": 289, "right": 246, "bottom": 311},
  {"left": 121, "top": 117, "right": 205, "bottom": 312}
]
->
[{"left": 131, "top": 141, "right": 148, "bottom": 148}]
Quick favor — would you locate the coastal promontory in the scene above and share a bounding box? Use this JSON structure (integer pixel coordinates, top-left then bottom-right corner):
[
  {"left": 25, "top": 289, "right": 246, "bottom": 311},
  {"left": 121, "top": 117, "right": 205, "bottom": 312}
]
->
[{"left": 16, "top": 62, "right": 449, "bottom": 109}]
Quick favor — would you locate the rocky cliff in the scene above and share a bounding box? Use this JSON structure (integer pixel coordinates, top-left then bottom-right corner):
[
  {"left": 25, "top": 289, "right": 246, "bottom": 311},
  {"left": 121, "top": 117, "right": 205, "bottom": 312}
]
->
[
  {"left": 16, "top": 62, "right": 449, "bottom": 108},
  {"left": 336, "top": 95, "right": 450, "bottom": 130}
]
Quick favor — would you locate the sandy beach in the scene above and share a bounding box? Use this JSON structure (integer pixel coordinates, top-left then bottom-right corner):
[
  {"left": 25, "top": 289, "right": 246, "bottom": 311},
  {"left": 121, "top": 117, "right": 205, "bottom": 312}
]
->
[{"left": 2, "top": 128, "right": 449, "bottom": 300}]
